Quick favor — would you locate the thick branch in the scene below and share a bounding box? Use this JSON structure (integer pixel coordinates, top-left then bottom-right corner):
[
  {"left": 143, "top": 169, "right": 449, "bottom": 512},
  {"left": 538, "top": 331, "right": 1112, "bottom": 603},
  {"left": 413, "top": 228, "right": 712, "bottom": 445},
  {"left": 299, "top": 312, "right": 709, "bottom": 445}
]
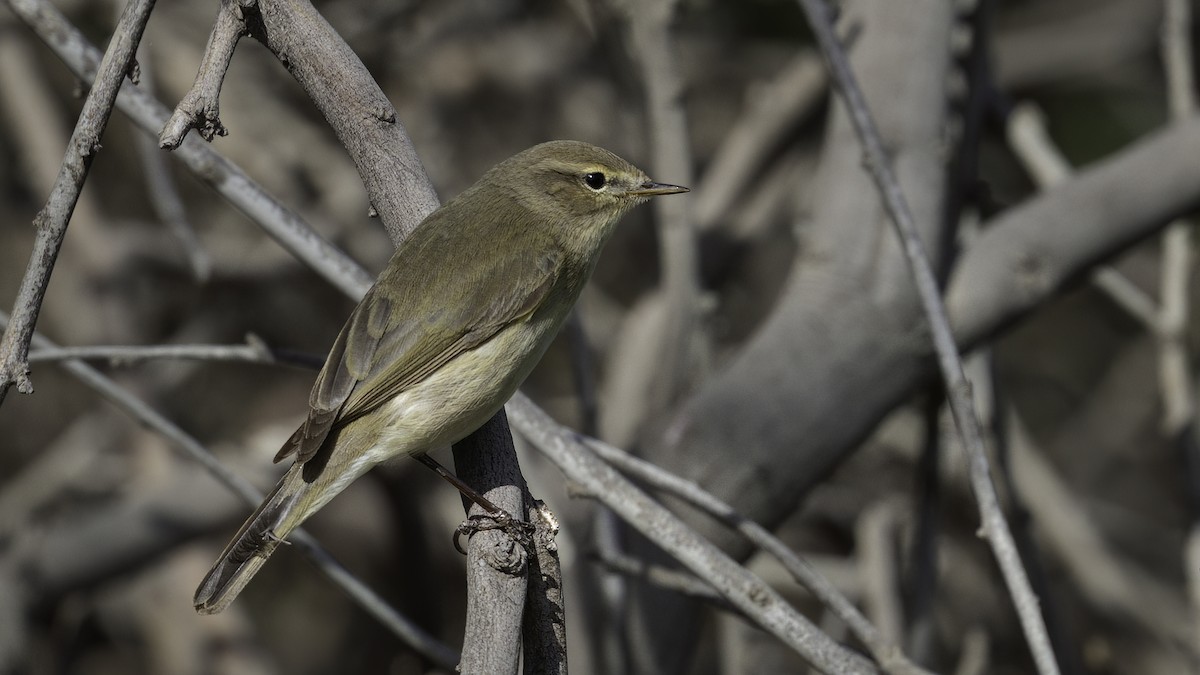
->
[
  {"left": 453, "top": 411, "right": 530, "bottom": 675},
  {"left": 948, "top": 117, "right": 1200, "bottom": 345}
]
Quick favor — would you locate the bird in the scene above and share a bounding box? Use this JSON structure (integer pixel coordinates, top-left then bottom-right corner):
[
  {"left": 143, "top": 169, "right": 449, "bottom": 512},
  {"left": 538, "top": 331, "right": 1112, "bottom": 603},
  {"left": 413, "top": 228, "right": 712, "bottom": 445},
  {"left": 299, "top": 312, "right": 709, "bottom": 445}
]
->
[{"left": 193, "top": 140, "right": 688, "bottom": 614}]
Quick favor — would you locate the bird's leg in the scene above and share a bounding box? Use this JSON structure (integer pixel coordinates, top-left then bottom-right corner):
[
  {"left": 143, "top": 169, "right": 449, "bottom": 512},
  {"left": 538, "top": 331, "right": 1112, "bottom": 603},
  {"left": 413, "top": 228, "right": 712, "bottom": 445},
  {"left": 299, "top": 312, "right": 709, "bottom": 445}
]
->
[
  {"left": 414, "top": 452, "right": 512, "bottom": 515},
  {"left": 413, "top": 452, "right": 534, "bottom": 555}
]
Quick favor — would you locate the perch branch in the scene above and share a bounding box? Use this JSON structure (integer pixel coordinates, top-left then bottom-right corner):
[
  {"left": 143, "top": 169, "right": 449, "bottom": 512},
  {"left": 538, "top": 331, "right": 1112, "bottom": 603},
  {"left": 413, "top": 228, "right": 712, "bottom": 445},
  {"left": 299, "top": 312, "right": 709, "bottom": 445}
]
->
[{"left": 452, "top": 411, "right": 530, "bottom": 675}]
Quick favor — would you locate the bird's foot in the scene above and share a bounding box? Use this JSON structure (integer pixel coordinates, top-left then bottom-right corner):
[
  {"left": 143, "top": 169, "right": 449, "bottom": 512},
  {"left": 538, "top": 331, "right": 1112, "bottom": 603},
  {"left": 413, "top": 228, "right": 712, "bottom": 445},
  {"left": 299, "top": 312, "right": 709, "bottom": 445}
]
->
[{"left": 453, "top": 512, "right": 535, "bottom": 555}]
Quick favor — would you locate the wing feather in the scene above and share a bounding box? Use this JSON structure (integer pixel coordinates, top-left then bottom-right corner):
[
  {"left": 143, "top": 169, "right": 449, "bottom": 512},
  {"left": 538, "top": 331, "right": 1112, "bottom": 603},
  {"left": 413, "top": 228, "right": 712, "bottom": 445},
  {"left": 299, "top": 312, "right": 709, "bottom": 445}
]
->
[{"left": 274, "top": 226, "right": 561, "bottom": 474}]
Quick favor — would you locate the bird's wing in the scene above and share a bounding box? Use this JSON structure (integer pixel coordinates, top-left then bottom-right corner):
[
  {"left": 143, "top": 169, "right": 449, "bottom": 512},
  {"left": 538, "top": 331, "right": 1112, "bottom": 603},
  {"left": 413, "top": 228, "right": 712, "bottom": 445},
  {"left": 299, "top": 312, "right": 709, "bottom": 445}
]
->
[{"left": 275, "top": 236, "right": 561, "bottom": 471}]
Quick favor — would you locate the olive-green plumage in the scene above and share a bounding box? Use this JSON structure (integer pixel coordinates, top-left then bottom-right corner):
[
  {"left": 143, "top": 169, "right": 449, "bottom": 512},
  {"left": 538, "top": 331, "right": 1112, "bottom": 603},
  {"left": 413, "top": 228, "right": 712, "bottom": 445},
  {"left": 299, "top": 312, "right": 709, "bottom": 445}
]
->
[{"left": 194, "top": 140, "right": 687, "bottom": 614}]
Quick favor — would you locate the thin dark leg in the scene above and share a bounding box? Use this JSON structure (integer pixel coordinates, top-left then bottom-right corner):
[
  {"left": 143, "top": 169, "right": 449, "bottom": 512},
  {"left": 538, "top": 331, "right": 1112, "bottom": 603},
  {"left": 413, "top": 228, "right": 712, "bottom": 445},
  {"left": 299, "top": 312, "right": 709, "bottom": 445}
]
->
[{"left": 414, "top": 452, "right": 505, "bottom": 515}]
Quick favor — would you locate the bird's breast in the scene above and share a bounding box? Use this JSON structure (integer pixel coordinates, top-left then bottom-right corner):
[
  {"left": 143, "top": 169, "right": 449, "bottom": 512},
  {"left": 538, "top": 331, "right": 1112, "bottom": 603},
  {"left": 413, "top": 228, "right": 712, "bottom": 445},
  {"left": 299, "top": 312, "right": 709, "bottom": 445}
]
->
[{"left": 373, "top": 307, "right": 565, "bottom": 455}]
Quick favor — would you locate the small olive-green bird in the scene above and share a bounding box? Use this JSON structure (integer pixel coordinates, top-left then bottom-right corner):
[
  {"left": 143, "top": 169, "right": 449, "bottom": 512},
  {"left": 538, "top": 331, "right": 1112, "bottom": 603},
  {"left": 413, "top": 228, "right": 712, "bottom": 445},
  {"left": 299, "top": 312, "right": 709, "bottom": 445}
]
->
[{"left": 194, "top": 140, "right": 687, "bottom": 614}]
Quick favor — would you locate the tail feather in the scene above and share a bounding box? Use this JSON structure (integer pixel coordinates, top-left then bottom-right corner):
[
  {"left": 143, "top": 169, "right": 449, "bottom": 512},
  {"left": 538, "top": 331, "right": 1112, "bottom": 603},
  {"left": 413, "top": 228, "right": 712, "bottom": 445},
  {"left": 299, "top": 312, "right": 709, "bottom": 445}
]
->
[{"left": 194, "top": 464, "right": 311, "bottom": 614}]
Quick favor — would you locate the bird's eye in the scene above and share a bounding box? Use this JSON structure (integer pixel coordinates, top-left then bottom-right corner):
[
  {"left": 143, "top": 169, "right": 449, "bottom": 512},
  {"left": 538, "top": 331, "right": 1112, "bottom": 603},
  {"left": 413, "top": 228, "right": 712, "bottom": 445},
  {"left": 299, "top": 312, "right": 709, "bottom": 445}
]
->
[{"left": 583, "top": 172, "right": 607, "bottom": 190}]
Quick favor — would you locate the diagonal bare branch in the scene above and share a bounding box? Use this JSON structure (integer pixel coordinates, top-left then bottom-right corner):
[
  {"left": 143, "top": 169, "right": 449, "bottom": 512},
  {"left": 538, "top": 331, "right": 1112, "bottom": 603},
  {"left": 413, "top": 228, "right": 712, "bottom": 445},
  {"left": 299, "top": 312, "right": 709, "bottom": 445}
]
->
[
  {"left": 0, "top": 0, "right": 157, "bottom": 407},
  {"left": 794, "top": 1, "right": 1061, "bottom": 672}
]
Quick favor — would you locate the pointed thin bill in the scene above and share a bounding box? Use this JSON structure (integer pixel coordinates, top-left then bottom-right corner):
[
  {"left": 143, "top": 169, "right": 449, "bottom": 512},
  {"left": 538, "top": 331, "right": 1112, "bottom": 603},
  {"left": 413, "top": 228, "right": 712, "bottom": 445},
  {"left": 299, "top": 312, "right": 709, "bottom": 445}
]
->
[{"left": 628, "top": 181, "right": 690, "bottom": 196}]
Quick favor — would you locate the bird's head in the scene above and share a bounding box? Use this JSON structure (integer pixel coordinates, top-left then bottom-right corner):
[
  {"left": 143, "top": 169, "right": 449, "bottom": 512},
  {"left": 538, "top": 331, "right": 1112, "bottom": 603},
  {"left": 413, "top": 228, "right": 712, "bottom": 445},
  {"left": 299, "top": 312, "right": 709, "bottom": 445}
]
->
[{"left": 484, "top": 140, "right": 688, "bottom": 245}]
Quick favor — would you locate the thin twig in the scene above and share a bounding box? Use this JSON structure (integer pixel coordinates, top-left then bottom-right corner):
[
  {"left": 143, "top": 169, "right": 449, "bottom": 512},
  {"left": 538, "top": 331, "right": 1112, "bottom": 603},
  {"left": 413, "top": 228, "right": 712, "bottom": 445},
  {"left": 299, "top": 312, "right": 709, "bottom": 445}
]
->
[
  {"left": 583, "top": 434, "right": 929, "bottom": 675},
  {"left": 0, "top": 310, "right": 460, "bottom": 669},
  {"left": 27, "top": 341, "right": 271, "bottom": 365},
  {"left": 566, "top": 310, "right": 630, "bottom": 674},
  {"left": 507, "top": 393, "right": 880, "bottom": 675},
  {"left": 0, "top": 0, "right": 157, "bottom": 406},
  {"left": 158, "top": 0, "right": 244, "bottom": 148},
  {"left": 794, "top": 2, "right": 1061, "bottom": 673}
]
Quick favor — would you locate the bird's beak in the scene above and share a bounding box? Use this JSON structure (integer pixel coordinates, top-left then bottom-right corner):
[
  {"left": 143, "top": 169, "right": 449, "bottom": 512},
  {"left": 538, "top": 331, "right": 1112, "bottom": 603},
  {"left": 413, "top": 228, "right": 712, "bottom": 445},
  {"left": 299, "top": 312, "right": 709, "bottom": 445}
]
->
[{"left": 628, "top": 181, "right": 690, "bottom": 196}]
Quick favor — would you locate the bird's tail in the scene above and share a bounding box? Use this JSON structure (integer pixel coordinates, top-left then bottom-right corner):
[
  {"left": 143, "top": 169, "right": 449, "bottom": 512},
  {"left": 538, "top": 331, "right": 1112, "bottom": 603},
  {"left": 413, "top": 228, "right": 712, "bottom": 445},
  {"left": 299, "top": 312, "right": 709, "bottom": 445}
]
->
[{"left": 193, "top": 463, "right": 312, "bottom": 614}]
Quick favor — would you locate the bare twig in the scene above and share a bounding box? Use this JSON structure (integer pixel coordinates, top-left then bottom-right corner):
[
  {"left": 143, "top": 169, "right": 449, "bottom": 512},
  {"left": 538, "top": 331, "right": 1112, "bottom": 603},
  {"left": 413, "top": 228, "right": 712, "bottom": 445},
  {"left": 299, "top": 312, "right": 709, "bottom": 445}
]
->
[
  {"left": 27, "top": 340, "right": 272, "bottom": 365},
  {"left": 0, "top": 310, "right": 460, "bottom": 669},
  {"left": 242, "top": 0, "right": 440, "bottom": 244},
  {"left": 0, "top": 0, "right": 156, "bottom": 406},
  {"left": 158, "top": 0, "right": 244, "bottom": 148},
  {"left": 582, "top": 434, "right": 929, "bottom": 674},
  {"left": 507, "top": 392, "right": 879, "bottom": 675},
  {"left": 794, "top": 2, "right": 1061, "bottom": 673}
]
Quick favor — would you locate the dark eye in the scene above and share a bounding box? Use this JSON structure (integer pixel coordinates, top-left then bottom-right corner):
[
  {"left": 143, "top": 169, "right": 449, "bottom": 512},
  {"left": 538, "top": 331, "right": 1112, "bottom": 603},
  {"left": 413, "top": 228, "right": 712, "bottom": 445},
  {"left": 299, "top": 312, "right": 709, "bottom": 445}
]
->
[{"left": 583, "top": 172, "right": 607, "bottom": 190}]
